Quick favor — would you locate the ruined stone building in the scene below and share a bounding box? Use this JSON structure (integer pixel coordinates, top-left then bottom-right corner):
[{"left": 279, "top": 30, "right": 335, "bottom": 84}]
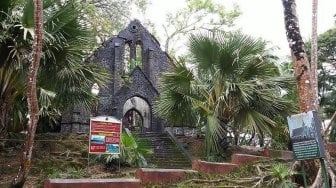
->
[{"left": 61, "top": 20, "right": 173, "bottom": 133}]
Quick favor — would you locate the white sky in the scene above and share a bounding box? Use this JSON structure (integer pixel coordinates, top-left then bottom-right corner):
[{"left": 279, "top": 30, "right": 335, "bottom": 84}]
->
[{"left": 136, "top": 0, "right": 336, "bottom": 57}]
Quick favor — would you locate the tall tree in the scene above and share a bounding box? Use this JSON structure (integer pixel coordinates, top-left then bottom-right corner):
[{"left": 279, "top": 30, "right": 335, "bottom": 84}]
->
[
  {"left": 311, "top": 0, "right": 319, "bottom": 109},
  {"left": 282, "top": 1, "right": 336, "bottom": 187},
  {"left": 282, "top": 0, "right": 314, "bottom": 112},
  {"left": 81, "top": 0, "right": 149, "bottom": 43},
  {"left": 12, "top": 0, "right": 43, "bottom": 186},
  {"left": 162, "top": 0, "right": 240, "bottom": 54}
]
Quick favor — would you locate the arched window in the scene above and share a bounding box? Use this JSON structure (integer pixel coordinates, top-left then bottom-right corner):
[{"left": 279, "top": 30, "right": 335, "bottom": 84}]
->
[
  {"left": 136, "top": 44, "right": 142, "bottom": 65},
  {"left": 129, "top": 44, "right": 142, "bottom": 71},
  {"left": 124, "top": 42, "right": 143, "bottom": 75},
  {"left": 124, "top": 43, "right": 131, "bottom": 74}
]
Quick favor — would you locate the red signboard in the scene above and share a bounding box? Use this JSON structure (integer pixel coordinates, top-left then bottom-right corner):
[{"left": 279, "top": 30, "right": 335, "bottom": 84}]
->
[{"left": 89, "top": 116, "right": 121, "bottom": 154}]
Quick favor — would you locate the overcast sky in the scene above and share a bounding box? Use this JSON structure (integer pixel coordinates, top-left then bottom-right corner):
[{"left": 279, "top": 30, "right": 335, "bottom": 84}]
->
[{"left": 138, "top": 0, "right": 336, "bottom": 57}]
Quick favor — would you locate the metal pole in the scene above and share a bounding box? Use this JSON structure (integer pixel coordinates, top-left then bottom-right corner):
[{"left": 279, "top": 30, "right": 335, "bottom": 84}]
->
[
  {"left": 320, "top": 158, "right": 330, "bottom": 188},
  {"left": 87, "top": 153, "right": 90, "bottom": 173},
  {"left": 301, "top": 160, "right": 308, "bottom": 188}
]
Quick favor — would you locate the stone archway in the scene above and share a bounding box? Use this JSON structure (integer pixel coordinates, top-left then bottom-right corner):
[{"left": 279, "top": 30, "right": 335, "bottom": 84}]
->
[{"left": 122, "top": 96, "right": 151, "bottom": 131}]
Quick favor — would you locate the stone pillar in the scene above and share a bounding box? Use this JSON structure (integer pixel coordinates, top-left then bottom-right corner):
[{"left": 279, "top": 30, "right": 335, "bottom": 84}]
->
[
  {"left": 114, "top": 42, "right": 122, "bottom": 93},
  {"left": 147, "top": 48, "right": 154, "bottom": 82}
]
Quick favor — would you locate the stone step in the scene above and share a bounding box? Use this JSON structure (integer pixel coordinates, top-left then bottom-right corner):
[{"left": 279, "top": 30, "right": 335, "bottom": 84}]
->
[
  {"left": 135, "top": 132, "right": 167, "bottom": 137},
  {"left": 135, "top": 132, "right": 191, "bottom": 169},
  {"left": 148, "top": 161, "right": 190, "bottom": 164},
  {"left": 147, "top": 155, "right": 189, "bottom": 159}
]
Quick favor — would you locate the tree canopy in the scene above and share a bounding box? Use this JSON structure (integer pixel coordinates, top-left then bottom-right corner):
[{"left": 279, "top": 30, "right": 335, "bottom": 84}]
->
[
  {"left": 155, "top": 32, "right": 295, "bottom": 159},
  {"left": 0, "top": 0, "right": 109, "bottom": 134}
]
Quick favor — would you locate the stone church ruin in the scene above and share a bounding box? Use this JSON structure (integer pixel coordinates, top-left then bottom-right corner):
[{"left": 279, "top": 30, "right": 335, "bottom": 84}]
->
[{"left": 61, "top": 20, "right": 173, "bottom": 133}]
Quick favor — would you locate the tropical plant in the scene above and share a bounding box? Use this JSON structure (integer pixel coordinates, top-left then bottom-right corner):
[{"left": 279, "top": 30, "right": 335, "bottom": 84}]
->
[
  {"left": 0, "top": 0, "right": 110, "bottom": 134},
  {"left": 120, "top": 132, "right": 152, "bottom": 167},
  {"left": 156, "top": 32, "right": 295, "bottom": 160},
  {"left": 0, "top": 65, "right": 25, "bottom": 135},
  {"left": 265, "top": 164, "right": 298, "bottom": 188},
  {"left": 96, "top": 132, "right": 152, "bottom": 168}
]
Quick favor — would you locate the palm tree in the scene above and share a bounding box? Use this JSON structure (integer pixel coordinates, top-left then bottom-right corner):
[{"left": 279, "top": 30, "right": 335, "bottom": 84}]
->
[
  {"left": 0, "top": 0, "right": 109, "bottom": 186},
  {"left": 0, "top": 0, "right": 109, "bottom": 135},
  {"left": 156, "top": 32, "right": 294, "bottom": 159},
  {"left": 0, "top": 0, "right": 108, "bottom": 187}
]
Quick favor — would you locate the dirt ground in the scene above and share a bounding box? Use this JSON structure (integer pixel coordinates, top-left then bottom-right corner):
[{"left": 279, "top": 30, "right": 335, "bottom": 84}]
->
[
  {"left": 0, "top": 133, "right": 209, "bottom": 187},
  {"left": 0, "top": 133, "right": 138, "bottom": 187},
  {"left": 0, "top": 133, "right": 288, "bottom": 188}
]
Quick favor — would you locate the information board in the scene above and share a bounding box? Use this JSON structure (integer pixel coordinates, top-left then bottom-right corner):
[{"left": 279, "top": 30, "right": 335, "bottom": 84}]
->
[
  {"left": 287, "top": 111, "right": 325, "bottom": 160},
  {"left": 89, "top": 116, "right": 121, "bottom": 154}
]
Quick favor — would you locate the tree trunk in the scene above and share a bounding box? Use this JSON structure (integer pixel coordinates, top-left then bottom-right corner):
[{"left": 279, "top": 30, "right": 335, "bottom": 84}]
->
[
  {"left": 310, "top": 0, "right": 319, "bottom": 110},
  {"left": 282, "top": 0, "right": 333, "bottom": 187},
  {"left": 11, "top": 0, "right": 43, "bottom": 187},
  {"left": 282, "top": 0, "right": 314, "bottom": 112}
]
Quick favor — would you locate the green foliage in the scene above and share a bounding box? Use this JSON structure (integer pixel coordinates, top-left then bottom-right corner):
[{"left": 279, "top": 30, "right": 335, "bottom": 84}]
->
[
  {"left": 156, "top": 32, "right": 295, "bottom": 159},
  {"left": 155, "top": 60, "right": 197, "bottom": 127},
  {"left": 271, "top": 124, "right": 290, "bottom": 150},
  {"left": 162, "top": 0, "right": 240, "bottom": 54},
  {"left": 0, "top": 0, "right": 110, "bottom": 133},
  {"left": 96, "top": 132, "right": 152, "bottom": 168},
  {"left": 77, "top": 0, "right": 149, "bottom": 43},
  {"left": 120, "top": 133, "right": 148, "bottom": 167},
  {"left": 304, "top": 27, "right": 336, "bottom": 140},
  {"left": 266, "top": 164, "right": 298, "bottom": 188}
]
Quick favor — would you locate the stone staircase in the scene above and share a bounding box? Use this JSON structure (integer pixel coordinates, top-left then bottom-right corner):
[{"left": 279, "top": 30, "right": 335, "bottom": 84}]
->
[{"left": 136, "top": 132, "right": 191, "bottom": 169}]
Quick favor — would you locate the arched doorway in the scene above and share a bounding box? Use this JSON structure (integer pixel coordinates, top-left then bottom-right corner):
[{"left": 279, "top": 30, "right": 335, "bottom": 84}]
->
[
  {"left": 122, "top": 96, "right": 150, "bottom": 132},
  {"left": 123, "top": 109, "right": 143, "bottom": 132}
]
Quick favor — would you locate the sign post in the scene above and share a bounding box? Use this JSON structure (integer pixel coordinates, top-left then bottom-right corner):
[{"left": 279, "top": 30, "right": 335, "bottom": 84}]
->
[
  {"left": 287, "top": 111, "right": 329, "bottom": 188},
  {"left": 88, "top": 116, "right": 122, "bottom": 168}
]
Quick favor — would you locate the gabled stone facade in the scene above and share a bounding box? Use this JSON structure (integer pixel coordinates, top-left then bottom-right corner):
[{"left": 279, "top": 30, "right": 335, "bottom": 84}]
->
[{"left": 61, "top": 20, "right": 172, "bottom": 133}]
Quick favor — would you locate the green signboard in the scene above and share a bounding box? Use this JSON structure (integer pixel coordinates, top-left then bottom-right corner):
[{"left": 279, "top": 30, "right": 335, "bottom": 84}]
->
[{"left": 287, "top": 111, "right": 325, "bottom": 160}]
